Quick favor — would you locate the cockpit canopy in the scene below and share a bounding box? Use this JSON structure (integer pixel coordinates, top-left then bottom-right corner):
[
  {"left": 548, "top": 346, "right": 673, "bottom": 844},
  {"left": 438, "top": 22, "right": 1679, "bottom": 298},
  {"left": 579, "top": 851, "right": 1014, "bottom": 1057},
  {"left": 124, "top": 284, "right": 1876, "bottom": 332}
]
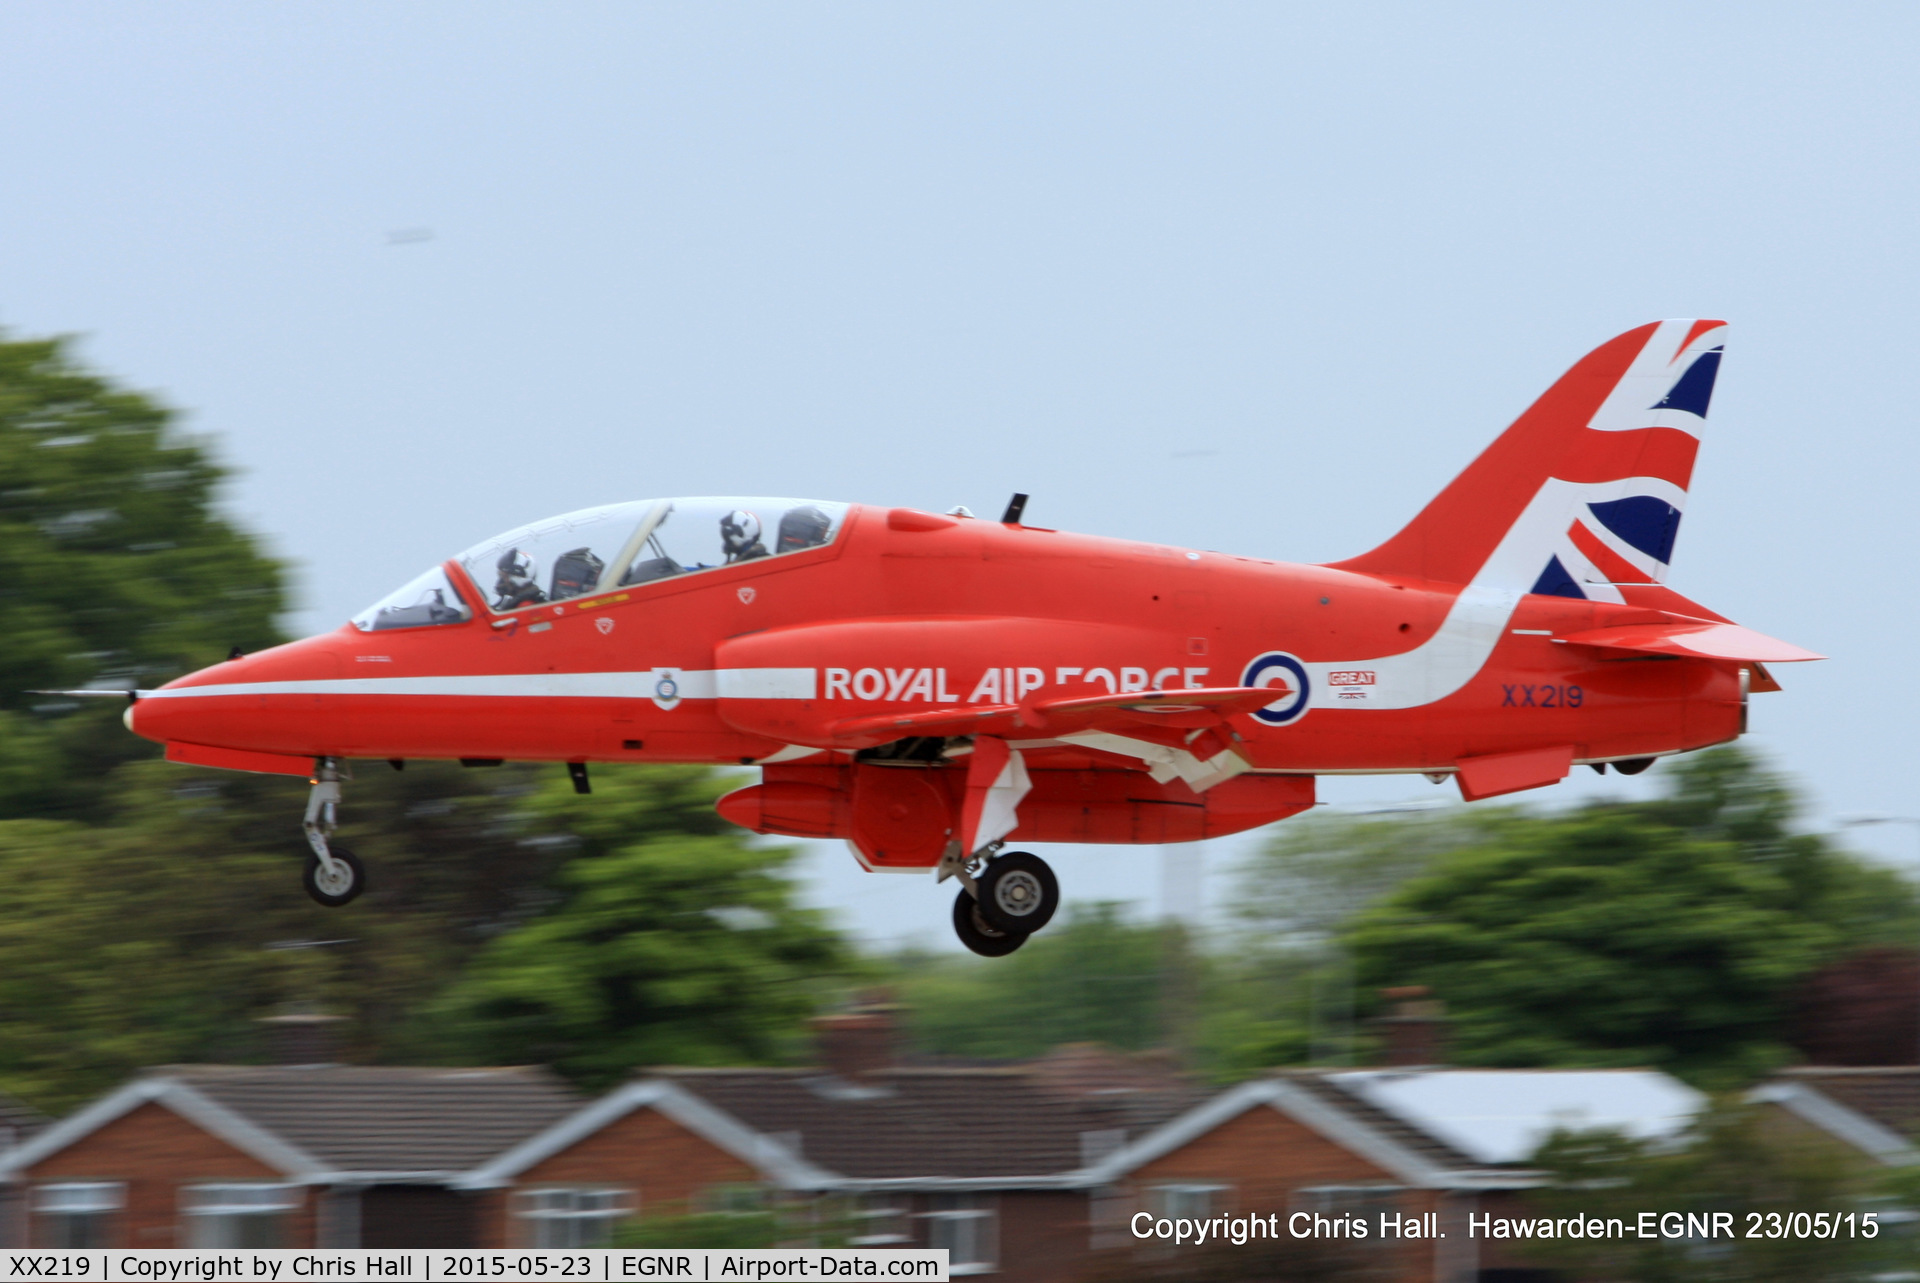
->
[{"left": 352, "top": 497, "right": 848, "bottom": 631}]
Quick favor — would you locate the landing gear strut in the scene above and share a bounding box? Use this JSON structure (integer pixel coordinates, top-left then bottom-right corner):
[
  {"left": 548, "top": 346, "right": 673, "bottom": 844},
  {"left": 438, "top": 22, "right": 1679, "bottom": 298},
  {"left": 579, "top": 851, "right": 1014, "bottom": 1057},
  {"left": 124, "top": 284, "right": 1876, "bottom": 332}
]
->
[
  {"left": 947, "top": 849, "right": 1060, "bottom": 957},
  {"left": 302, "top": 757, "right": 367, "bottom": 907}
]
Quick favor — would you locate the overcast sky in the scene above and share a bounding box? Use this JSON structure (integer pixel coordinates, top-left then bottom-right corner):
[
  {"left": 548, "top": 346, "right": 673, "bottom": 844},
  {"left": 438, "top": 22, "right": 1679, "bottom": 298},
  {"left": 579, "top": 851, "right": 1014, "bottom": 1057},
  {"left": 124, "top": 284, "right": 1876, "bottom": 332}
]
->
[{"left": 3, "top": 3, "right": 1917, "bottom": 947}]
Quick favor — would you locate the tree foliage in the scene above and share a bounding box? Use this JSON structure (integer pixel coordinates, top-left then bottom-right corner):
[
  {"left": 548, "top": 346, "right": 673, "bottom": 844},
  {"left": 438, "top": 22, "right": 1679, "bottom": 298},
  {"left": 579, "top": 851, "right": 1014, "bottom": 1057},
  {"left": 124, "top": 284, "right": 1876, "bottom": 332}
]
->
[
  {"left": 0, "top": 761, "right": 848, "bottom": 1110},
  {"left": 1523, "top": 1100, "right": 1894, "bottom": 1282},
  {"left": 1346, "top": 748, "right": 1920, "bottom": 1085},
  {"left": 1229, "top": 806, "right": 1497, "bottom": 947},
  {"left": 0, "top": 334, "right": 288, "bottom": 817},
  {"left": 893, "top": 903, "right": 1174, "bottom": 1060},
  {"left": 1787, "top": 946, "right": 1920, "bottom": 1066},
  {"left": 433, "top": 766, "right": 851, "bottom": 1088},
  {"left": 1205, "top": 806, "right": 1505, "bottom": 1074}
]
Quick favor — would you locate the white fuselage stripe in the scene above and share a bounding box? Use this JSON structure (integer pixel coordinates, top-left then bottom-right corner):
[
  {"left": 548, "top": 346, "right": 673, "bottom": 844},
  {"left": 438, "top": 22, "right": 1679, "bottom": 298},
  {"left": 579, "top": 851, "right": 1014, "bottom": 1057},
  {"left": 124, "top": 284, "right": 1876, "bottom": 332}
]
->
[
  {"left": 144, "top": 669, "right": 814, "bottom": 701},
  {"left": 1301, "top": 475, "right": 1689, "bottom": 711}
]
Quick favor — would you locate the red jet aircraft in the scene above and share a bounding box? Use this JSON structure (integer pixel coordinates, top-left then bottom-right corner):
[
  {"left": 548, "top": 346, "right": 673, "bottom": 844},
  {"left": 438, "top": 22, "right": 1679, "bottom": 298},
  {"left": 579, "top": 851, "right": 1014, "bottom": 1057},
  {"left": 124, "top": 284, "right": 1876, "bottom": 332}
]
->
[{"left": 91, "top": 319, "right": 1820, "bottom": 954}]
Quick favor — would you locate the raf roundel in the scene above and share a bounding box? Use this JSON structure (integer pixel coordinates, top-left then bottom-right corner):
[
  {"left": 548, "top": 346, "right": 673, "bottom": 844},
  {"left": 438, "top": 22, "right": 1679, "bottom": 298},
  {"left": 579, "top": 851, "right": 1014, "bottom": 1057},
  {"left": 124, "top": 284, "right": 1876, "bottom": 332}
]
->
[
  {"left": 1241, "top": 651, "right": 1311, "bottom": 725},
  {"left": 650, "top": 667, "right": 684, "bottom": 712}
]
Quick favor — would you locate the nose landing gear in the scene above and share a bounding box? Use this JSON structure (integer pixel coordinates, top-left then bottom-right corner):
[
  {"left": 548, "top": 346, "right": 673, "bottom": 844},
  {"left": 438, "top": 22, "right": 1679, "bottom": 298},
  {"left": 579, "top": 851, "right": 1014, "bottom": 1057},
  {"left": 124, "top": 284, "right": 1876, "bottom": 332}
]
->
[
  {"left": 944, "top": 848, "right": 1060, "bottom": 957},
  {"left": 302, "top": 757, "right": 367, "bottom": 907}
]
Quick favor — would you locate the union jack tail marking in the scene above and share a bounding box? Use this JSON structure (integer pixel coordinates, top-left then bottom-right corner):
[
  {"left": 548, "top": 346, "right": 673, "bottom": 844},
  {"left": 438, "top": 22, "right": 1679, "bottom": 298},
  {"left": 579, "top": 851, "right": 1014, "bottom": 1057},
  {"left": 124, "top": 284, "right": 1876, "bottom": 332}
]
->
[{"left": 1331, "top": 319, "right": 1726, "bottom": 602}]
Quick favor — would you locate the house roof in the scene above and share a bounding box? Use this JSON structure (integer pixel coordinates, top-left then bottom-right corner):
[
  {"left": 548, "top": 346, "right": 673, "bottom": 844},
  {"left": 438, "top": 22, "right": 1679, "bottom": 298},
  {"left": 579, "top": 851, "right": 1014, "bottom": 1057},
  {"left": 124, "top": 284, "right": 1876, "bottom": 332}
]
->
[
  {"left": 655, "top": 1065, "right": 1200, "bottom": 1182},
  {"left": 465, "top": 1049, "right": 1206, "bottom": 1191},
  {"left": 1086, "top": 1067, "right": 1705, "bottom": 1191},
  {"left": 1752, "top": 1069, "right": 1920, "bottom": 1166},
  {"left": 165, "top": 1066, "right": 585, "bottom": 1175},
  {"left": 1324, "top": 1069, "right": 1704, "bottom": 1166},
  {"left": 1285, "top": 1073, "right": 1481, "bottom": 1171},
  {"left": 1774, "top": 1068, "right": 1920, "bottom": 1140},
  {"left": 0, "top": 1066, "right": 584, "bottom": 1184}
]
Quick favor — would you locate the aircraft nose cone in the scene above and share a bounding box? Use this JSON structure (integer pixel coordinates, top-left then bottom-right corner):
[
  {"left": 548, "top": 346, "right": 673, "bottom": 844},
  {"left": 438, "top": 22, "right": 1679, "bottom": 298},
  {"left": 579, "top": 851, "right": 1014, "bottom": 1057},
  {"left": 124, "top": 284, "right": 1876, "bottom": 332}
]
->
[{"left": 127, "top": 636, "right": 348, "bottom": 752}]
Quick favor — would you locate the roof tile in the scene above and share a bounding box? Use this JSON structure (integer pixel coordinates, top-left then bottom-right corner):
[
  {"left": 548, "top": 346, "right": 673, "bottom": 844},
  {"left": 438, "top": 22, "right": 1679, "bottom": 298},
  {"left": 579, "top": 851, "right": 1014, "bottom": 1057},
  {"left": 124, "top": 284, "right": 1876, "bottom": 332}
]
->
[{"left": 163, "top": 1065, "right": 584, "bottom": 1173}]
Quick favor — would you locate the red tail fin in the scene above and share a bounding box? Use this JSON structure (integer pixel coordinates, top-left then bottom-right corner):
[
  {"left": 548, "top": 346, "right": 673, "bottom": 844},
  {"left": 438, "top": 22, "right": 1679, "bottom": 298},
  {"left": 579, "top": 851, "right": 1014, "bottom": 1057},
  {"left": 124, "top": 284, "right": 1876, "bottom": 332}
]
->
[{"left": 1330, "top": 320, "right": 1727, "bottom": 600}]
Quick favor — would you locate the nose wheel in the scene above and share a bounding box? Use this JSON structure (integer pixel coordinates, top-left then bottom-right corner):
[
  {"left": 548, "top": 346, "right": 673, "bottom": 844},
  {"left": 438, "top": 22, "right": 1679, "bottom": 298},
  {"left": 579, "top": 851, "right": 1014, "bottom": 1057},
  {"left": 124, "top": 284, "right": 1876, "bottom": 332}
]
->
[
  {"left": 948, "top": 850, "right": 1059, "bottom": 956},
  {"left": 304, "top": 844, "right": 367, "bottom": 907},
  {"left": 301, "top": 757, "right": 368, "bottom": 907}
]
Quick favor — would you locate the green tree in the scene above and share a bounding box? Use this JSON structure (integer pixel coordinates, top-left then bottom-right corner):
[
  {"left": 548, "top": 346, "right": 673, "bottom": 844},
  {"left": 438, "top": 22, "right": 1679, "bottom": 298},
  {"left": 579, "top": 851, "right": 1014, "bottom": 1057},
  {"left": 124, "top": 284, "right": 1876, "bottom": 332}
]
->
[
  {"left": 1523, "top": 1100, "right": 1893, "bottom": 1282},
  {"left": 0, "top": 333, "right": 287, "bottom": 817},
  {"left": 0, "top": 759, "right": 851, "bottom": 1110},
  {"left": 1206, "top": 807, "right": 1504, "bottom": 1074},
  {"left": 0, "top": 335, "right": 858, "bottom": 1110},
  {"left": 1231, "top": 806, "right": 1500, "bottom": 946},
  {"left": 1346, "top": 749, "right": 1920, "bottom": 1085},
  {"left": 433, "top": 766, "right": 851, "bottom": 1088},
  {"left": 893, "top": 902, "right": 1172, "bottom": 1060},
  {"left": 0, "top": 757, "right": 582, "bottom": 1108}
]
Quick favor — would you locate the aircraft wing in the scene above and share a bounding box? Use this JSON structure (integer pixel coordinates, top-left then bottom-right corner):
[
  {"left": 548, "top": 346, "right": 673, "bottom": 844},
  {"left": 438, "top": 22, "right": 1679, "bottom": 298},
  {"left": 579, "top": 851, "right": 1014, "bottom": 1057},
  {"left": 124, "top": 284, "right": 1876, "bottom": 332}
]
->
[
  {"left": 828, "top": 686, "right": 1278, "bottom": 743},
  {"left": 830, "top": 703, "right": 1023, "bottom": 741},
  {"left": 1023, "top": 685, "right": 1281, "bottom": 731},
  {"left": 1558, "top": 621, "right": 1824, "bottom": 663},
  {"left": 827, "top": 687, "right": 1276, "bottom": 792}
]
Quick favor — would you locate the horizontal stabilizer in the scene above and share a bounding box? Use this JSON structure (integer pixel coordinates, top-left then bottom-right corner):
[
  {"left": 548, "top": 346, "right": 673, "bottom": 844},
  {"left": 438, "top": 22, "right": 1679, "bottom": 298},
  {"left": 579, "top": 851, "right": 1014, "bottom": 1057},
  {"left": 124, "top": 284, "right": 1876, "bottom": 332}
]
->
[{"left": 1559, "top": 621, "right": 1823, "bottom": 663}]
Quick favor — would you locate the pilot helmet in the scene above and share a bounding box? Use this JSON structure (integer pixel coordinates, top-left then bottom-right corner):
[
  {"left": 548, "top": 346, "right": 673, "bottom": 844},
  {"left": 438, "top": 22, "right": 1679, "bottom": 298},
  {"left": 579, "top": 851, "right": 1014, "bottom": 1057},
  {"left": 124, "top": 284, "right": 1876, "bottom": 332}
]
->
[
  {"left": 496, "top": 547, "right": 537, "bottom": 588},
  {"left": 776, "top": 504, "right": 832, "bottom": 553},
  {"left": 720, "top": 509, "right": 763, "bottom": 555}
]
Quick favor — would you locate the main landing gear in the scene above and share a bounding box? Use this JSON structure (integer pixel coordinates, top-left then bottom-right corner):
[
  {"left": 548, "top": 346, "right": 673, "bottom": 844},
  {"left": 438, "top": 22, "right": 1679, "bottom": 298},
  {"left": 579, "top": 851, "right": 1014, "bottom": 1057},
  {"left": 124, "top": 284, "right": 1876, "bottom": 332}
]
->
[
  {"left": 946, "top": 849, "right": 1061, "bottom": 957},
  {"left": 302, "top": 757, "right": 367, "bottom": 907}
]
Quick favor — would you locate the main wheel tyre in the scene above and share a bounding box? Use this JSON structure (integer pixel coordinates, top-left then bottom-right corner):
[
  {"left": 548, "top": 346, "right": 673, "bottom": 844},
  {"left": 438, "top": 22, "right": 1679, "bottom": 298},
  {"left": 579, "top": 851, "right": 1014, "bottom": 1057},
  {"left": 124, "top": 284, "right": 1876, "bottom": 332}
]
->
[
  {"left": 303, "top": 845, "right": 367, "bottom": 908},
  {"left": 974, "top": 851, "right": 1060, "bottom": 935},
  {"left": 952, "top": 889, "right": 1028, "bottom": 957}
]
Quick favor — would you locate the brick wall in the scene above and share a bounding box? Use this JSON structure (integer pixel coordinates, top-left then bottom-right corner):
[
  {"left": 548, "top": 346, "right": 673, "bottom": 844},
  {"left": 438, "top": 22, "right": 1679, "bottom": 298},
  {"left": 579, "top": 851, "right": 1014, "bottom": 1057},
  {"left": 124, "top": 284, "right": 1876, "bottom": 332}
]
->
[
  {"left": 1130, "top": 1100, "right": 1396, "bottom": 1204},
  {"left": 991, "top": 1190, "right": 1094, "bottom": 1283},
  {"left": 24, "top": 1102, "right": 313, "bottom": 1248},
  {"left": 476, "top": 1105, "right": 759, "bottom": 1248},
  {"left": 1124, "top": 1101, "right": 1446, "bottom": 1283}
]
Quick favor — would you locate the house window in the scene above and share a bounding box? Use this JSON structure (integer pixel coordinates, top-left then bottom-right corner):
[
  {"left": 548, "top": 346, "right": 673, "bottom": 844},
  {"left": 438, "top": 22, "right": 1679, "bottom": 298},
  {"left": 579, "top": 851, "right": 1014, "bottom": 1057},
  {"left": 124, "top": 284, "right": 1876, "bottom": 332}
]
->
[
  {"left": 923, "top": 1194, "right": 996, "bottom": 1275},
  {"left": 847, "top": 1194, "right": 911, "bottom": 1246},
  {"left": 182, "top": 1185, "right": 300, "bottom": 1248},
  {"left": 33, "top": 1183, "right": 123, "bottom": 1248},
  {"left": 1148, "top": 1183, "right": 1232, "bottom": 1221},
  {"left": 514, "top": 1188, "right": 632, "bottom": 1248}
]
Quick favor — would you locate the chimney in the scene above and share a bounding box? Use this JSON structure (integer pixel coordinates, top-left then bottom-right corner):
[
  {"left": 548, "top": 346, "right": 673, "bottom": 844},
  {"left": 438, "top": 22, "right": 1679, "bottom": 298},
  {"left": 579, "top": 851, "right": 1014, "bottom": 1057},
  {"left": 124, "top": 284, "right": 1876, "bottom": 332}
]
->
[
  {"left": 1373, "top": 986, "right": 1448, "bottom": 1067},
  {"left": 259, "top": 1013, "right": 346, "bottom": 1066},
  {"left": 814, "top": 1006, "right": 896, "bottom": 1080}
]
